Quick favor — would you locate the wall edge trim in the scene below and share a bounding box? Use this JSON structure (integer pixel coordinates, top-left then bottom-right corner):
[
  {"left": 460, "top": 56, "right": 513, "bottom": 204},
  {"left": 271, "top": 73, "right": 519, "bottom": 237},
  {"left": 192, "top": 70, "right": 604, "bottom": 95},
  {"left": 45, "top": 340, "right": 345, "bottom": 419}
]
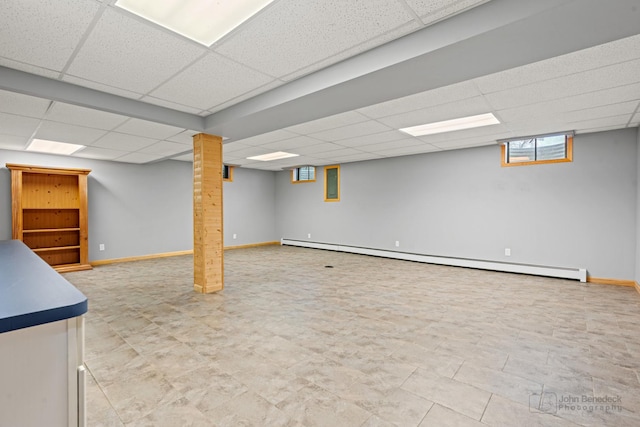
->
[
  {"left": 89, "top": 242, "right": 280, "bottom": 266},
  {"left": 587, "top": 277, "right": 636, "bottom": 287}
]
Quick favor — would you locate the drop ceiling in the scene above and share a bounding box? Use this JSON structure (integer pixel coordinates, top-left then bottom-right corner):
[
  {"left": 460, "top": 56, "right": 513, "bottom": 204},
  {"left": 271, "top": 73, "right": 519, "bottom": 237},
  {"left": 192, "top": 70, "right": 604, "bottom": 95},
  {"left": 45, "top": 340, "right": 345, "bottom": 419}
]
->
[{"left": 0, "top": 0, "right": 639, "bottom": 168}]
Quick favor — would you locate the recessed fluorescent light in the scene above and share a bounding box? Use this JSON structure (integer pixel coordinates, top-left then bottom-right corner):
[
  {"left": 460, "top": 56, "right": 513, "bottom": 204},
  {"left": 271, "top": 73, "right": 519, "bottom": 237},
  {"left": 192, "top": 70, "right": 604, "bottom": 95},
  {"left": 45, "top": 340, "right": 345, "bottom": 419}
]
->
[
  {"left": 247, "top": 151, "right": 299, "bottom": 161},
  {"left": 399, "top": 113, "right": 500, "bottom": 137},
  {"left": 26, "top": 139, "right": 85, "bottom": 155},
  {"left": 115, "top": 0, "right": 275, "bottom": 46}
]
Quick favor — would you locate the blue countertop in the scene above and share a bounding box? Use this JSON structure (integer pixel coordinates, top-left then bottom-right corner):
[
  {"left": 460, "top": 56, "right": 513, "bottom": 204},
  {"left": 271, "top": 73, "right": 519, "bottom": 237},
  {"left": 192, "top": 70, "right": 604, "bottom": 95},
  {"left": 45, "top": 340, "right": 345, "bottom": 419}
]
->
[{"left": 0, "top": 240, "right": 88, "bottom": 334}]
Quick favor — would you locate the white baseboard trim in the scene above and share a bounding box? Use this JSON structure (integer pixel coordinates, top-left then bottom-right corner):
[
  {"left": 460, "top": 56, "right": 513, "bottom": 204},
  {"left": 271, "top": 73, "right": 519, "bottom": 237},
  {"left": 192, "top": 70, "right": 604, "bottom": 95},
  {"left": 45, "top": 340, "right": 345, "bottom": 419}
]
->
[{"left": 281, "top": 239, "right": 588, "bottom": 282}]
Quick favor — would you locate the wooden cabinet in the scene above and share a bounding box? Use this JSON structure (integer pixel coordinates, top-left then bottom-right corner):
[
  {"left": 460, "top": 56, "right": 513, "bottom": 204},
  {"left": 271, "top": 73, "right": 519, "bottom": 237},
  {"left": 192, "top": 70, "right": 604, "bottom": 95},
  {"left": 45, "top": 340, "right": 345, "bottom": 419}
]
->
[{"left": 7, "top": 164, "right": 92, "bottom": 272}]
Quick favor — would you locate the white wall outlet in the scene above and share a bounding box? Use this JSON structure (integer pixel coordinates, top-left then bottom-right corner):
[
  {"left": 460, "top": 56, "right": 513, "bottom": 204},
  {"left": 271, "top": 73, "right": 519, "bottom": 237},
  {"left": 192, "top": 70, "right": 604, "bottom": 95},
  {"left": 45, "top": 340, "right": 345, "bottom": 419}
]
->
[
  {"left": 395, "top": 241, "right": 400, "bottom": 247},
  {"left": 505, "top": 248, "right": 511, "bottom": 256},
  {"left": 308, "top": 233, "right": 311, "bottom": 239},
  {"left": 99, "top": 244, "right": 105, "bottom": 251},
  {"left": 233, "top": 233, "right": 237, "bottom": 239}
]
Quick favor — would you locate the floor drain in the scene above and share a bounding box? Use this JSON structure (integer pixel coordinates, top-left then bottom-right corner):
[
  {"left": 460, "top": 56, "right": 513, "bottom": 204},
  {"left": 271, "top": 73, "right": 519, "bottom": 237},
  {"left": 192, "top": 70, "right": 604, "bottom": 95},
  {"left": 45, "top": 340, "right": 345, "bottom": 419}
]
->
[{"left": 325, "top": 265, "right": 334, "bottom": 268}]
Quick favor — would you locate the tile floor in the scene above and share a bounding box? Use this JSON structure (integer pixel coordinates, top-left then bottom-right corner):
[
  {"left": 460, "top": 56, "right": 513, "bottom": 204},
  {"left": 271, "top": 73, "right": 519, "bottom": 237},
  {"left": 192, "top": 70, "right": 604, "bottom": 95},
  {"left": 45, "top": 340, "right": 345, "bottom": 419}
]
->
[{"left": 63, "top": 246, "right": 640, "bottom": 426}]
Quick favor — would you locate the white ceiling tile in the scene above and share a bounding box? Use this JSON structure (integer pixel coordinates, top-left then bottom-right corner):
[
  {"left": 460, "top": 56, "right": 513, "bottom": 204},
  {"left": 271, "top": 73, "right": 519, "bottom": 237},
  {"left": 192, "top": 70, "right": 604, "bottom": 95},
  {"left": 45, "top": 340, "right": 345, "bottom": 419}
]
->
[
  {"left": 66, "top": 7, "right": 204, "bottom": 94},
  {"left": 358, "top": 138, "right": 424, "bottom": 152},
  {"left": 222, "top": 142, "right": 254, "bottom": 153},
  {"left": 333, "top": 130, "right": 410, "bottom": 148},
  {"left": 375, "top": 144, "right": 441, "bottom": 157},
  {"left": 430, "top": 135, "right": 501, "bottom": 149},
  {"left": 404, "top": 0, "right": 490, "bottom": 24},
  {"left": 0, "top": 58, "right": 61, "bottom": 79},
  {"left": 568, "top": 114, "right": 633, "bottom": 132},
  {"left": 207, "top": 80, "right": 284, "bottom": 113},
  {"left": 62, "top": 75, "right": 143, "bottom": 99},
  {"left": 377, "top": 96, "right": 493, "bottom": 129},
  {"left": 309, "top": 121, "right": 392, "bottom": 142},
  {"left": 496, "top": 83, "right": 640, "bottom": 123},
  {"left": 0, "top": 134, "right": 29, "bottom": 150},
  {"left": 224, "top": 158, "right": 262, "bottom": 167},
  {"left": 113, "top": 152, "right": 164, "bottom": 164},
  {"left": 325, "top": 153, "right": 384, "bottom": 163},
  {"left": 260, "top": 136, "right": 326, "bottom": 151},
  {"left": 167, "top": 130, "right": 199, "bottom": 145},
  {"left": 294, "top": 143, "right": 345, "bottom": 155},
  {"left": 311, "top": 148, "right": 367, "bottom": 159},
  {"left": 0, "top": 0, "right": 99, "bottom": 70},
  {"left": 151, "top": 53, "right": 274, "bottom": 111},
  {"left": 475, "top": 34, "right": 640, "bottom": 94},
  {"left": 45, "top": 102, "right": 129, "bottom": 130},
  {"left": 35, "top": 121, "right": 107, "bottom": 145},
  {"left": 219, "top": 145, "right": 275, "bottom": 159},
  {"left": 234, "top": 129, "right": 301, "bottom": 146},
  {"left": 576, "top": 125, "right": 634, "bottom": 136},
  {"left": 561, "top": 101, "right": 639, "bottom": 124},
  {"left": 0, "top": 90, "right": 51, "bottom": 118},
  {"left": 137, "top": 141, "right": 191, "bottom": 156},
  {"left": 73, "top": 146, "right": 129, "bottom": 160},
  {"left": 0, "top": 113, "right": 42, "bottom": 137},
  {"left": 484, "top": 58, "right": 640, "bottom": 110},
  {"left": 113, "top": 118, "right": 185, "bottom": 140},
  {"left": 216, "top": 0, "right": 416, "bottom": 77},
  {"left": 357, "top": 80, "right": 481, "bottom": 119},
  {"left": 171, "top": 153, "right": 193, "bottom": 162},
  {"left": 282, "top": 21, "right": 422, "bottom": 81},
  {"left": 140, "top": 96, "right": 203, "bottom": 115},
  {"left": 91, "top": 132, "right": 158, "bottom": 151},
  {"left": 286, "top": 111, "right": 371, "bottom": 135}
]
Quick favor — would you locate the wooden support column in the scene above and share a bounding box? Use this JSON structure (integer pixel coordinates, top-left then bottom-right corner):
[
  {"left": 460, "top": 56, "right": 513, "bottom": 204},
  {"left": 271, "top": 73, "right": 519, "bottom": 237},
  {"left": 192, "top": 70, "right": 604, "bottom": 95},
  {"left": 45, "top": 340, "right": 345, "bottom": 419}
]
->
[{"left": 192, "top": 133, "right": 224, "bottom": 293}]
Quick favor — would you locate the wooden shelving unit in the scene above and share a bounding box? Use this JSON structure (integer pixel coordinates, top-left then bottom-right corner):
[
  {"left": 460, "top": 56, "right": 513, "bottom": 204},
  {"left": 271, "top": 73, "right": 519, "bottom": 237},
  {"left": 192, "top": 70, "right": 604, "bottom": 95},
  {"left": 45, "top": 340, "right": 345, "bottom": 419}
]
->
[{"left": 7, "top": 164, "right": 92, "bottom": 273}]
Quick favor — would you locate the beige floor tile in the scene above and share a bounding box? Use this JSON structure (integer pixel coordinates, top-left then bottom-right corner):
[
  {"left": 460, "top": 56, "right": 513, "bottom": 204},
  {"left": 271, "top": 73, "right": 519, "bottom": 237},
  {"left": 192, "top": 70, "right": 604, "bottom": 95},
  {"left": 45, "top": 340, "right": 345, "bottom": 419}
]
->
[
  {"left": 62, "top": 246, "right": 640, "bottom": 426},
  {"left": 419, "top": 404, "right": 485, "bottom": 426}
]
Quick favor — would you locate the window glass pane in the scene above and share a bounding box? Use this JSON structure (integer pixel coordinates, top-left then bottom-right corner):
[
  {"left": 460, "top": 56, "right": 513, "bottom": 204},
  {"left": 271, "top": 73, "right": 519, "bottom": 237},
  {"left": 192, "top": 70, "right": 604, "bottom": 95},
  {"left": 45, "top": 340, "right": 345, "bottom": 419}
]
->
[
  {"left": 536, "top": 135, "right": 566, "bottom": 160},
  {"left": 222, "top": 165, "right": 229, "bottom": 179},
  {"left": 326, "top": 168, "right": 338, "bottom": 199},
  {"left": 293, "top": 168, "right": 300, "bottom": 181},
  {"left": 507, "top": 139, "right": 535, "bottom": 163}
]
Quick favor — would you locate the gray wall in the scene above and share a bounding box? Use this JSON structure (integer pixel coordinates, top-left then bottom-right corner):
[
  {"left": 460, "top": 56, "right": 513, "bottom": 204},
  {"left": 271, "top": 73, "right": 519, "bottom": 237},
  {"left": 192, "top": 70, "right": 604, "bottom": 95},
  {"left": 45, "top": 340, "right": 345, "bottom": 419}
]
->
[
  {"left": 275, "top": 128, "right": 638, "bottom": 280},
  {"left": 0, "top": 150, "right": 277, "bottom": 261},
  {"left": 223, "top": 167, "right": 277, "bottom": 247}
]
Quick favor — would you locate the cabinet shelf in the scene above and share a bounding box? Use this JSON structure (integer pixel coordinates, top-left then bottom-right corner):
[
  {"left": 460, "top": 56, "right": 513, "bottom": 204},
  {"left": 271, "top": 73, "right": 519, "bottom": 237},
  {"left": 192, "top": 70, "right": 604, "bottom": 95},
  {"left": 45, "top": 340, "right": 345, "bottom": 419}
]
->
[
  {"left": 7, "top": 163, "right": 92, "bottom": 273},
  {"left": 23, "top": 228, "right": 81, "bottom": 233},
  {"left": 32, "top": 246, "right": 81, "bottom": 253}
]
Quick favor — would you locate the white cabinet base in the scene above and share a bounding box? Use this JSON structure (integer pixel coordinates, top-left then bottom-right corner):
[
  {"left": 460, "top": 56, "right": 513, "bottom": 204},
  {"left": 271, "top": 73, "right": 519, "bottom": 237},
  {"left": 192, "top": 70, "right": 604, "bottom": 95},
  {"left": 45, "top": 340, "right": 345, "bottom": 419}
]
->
[{"left": 0, "top": 316, "right": 85, "bottom": 427}]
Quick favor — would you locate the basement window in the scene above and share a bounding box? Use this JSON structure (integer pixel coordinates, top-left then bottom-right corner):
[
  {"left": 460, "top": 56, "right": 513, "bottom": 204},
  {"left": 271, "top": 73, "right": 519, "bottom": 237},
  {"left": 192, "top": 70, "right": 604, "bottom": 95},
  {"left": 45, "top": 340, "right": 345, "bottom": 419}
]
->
[
  {"left": 324, "top": 165, "right": 340, "bottom": 202},
  {"left": 223, "top": 165, "right": 234, "bottom": 181},
  {"left": 291, "top": 166, "right": 316, "bottom": 183},
  {"left": 501, "top": 133, "right": 573, "bottom": 167}
]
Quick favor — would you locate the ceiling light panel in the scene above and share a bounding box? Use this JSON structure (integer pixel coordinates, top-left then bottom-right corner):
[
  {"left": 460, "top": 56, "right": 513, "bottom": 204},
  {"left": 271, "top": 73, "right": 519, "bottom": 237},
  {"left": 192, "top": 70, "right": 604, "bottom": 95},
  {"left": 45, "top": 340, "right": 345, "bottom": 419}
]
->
[
  {"left": 247, "top": 151, "right": 299, "bottom": 161},
  {"left": 400, "top": 113, "right": 500, "bottom": 137},
  {"left": 114, "top": 0, "right": 275, "bottom": 46},
  {"left": 27, "top": 139, "right": 85, "bottom": 155}
]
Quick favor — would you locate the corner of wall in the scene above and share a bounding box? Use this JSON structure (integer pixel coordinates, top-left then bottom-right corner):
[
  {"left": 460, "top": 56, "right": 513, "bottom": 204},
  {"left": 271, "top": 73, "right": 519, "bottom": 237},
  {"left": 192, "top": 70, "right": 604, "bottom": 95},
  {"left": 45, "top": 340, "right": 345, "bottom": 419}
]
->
[{"left": 636, "top": 127, "right": 640, "bottom": 285}]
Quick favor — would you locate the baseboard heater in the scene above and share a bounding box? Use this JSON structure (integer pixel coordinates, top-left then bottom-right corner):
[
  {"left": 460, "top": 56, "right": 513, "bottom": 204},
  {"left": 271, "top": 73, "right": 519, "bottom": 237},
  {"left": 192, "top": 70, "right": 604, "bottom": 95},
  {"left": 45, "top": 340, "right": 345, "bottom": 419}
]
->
[{"left": 280, "top": 239, "right": 587, "bottom": 283}]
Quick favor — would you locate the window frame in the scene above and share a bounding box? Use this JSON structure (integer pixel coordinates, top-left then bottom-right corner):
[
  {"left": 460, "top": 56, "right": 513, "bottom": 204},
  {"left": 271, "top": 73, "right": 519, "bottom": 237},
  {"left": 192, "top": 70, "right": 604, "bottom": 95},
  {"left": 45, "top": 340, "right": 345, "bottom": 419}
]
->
[
  {"left": 324, "top": 164, "right": 340, "bottom": 202},
  {"left": 290, "top": 166, "right": 316, "bottom": 184},
  {"left": 222, "top": 164, "right": 234, "bottom": 182},
  {"left": 501, "top": 134, "right": 573, "bottom": 167}
]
